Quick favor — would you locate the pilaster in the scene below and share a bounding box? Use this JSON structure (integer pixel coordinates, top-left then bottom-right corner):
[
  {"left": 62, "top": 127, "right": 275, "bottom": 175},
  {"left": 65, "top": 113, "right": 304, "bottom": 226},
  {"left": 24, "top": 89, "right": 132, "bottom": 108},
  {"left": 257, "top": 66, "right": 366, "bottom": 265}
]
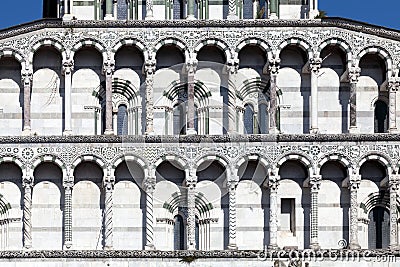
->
[
  {"left": 309, "top": 57, "right": 321, "bottom": 134},
  {"left": 103, "top": 58, "right": 115, "bottom": 135},
  {"left": 144, "top": 55, "right": 156, "bottom": 135},
  {"left": 268, "top": 58, "right": 280, "bottom": 134}
]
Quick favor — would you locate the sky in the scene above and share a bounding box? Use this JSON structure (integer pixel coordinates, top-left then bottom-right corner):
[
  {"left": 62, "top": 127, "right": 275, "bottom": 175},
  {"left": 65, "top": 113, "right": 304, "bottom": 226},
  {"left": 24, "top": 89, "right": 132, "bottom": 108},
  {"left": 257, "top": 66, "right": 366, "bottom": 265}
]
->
[{"left": 0, "top": 0, "right": 399, "bottom": 30}]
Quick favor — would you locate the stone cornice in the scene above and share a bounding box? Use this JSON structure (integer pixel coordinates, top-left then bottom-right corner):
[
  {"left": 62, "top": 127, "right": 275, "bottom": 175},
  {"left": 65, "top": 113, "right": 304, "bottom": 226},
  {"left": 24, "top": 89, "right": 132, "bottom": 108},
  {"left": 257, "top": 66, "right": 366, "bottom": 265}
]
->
[
  {"left": 0, "top": 134, "right": 400, "bottom": 144},
  {"left": 0, "top": 249, "right": 397, "bottom": 259},
  {"left": 1, "top": 17, "right": 400, "bottom": 42}
]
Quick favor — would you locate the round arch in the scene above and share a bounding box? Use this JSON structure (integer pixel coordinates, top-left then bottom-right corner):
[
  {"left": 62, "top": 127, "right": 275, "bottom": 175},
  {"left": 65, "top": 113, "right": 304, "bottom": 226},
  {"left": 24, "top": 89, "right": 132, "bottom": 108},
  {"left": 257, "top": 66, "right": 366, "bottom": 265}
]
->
[
  {"left": 358, "top": 154, "right": 392, "bottom": 175},
  {"left": 0, "top": 49, "right": 24, "bottom": 64},
  {"left": 356, "top": 46, "right": 393, "bottom": 77},
  {"left": 276, "top": 153, "right": 313, "bottom": 176},
  {"left": 317, "top": 38, "right": 352, "bottom": 63},
  {"left": 317, "top": 154, "right": 351, "bottom": 176},
  {"left": 71, "top": 39, "right": 106, "bottom": 58},
  {"left": 195, "top": 154, "right": 229, "bottom": 171},
  {"left": 278, "top": 38, "right": 313, "bottom": 60},
  {"left": 71, "top": 154, "right": 107, "bottom": 172},
  {"left": 154, "top": 38, "right": 188, "bottom": 60},
  {"left": 235, "top": 38, "right": 274, "bottom": 60},
  {"left": 29, "top": 38, "right": 65, "bottom": 63},
  {"left": 234, "top": 153, "right": 271, "bottom": 175},
  {"left": 31, "top": 154, "right": 66, "bottom": 176},
  {"left": 112, "top": 38, "right": 146, "bottom": 54},
  {"left": 194, "top": 39, "right": 231, "bottom": 61},
  {"left": 153, "top": 154, "right": 188, "bottom": 170}
]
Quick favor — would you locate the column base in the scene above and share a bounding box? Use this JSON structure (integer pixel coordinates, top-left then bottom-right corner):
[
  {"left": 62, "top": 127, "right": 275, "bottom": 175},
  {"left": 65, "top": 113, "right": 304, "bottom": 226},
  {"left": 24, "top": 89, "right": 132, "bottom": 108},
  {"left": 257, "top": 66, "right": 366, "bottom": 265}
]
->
[
  {"left": 348, "top": 243, "right": 361, "bottom": 250},
  {"left": 186, "top": 128, "right": 197, "bottom": 135},
  {"left": 227, "top": 14, "right": 239, "bottom": 20},
  {"left": 145, "top": 131, "right": 155, "bottom": 135},
  {"left": 227, "top": 244, "right": 238, "bottom": 250},
  {"left": 63, "top": 242, "right": 72, "bottom": 250},
  {"left": 389, "top": 128, "right": 399, "bottom": 134},
  {"left": 22, "top": 128, "right": 31, "bottom": 136},
  {"left": 269, "top": 127, "right": 280, "bottom": 135},
  {"left": 348, "top": 127, "right": 359, "bottom": 134},
  {"left": 186, "top": 15, "right": 196, "bottom": 20},
  {"left": 63, "top": 130, "right": 73, "bottom": 136},
  {"left": 145, "top": 15, "right": 154, "bottom": 20},
  {"left": 310, "top": 127, "right": 319, "bottom": 134},
  {"left": 309, "top": 10, "right": 320, "bottom": 19},
  {"left": 269, "top": 13, "right": 278, "bottom": 19},
  {"left": 309, "top": 243, "right": 320, "bottom": 250},
  {"left": 104, "top": 14, "right": 115, "bottom": 20},
  {"left": 62, "top": 14, "right": 75, "bottom": 21},
  {"left": 104, "top": 129, "right": 114, "bottom": 135},
  {"left": 389, "top": 245, "right": 400, "bottom": 251},
  {"left": 104, "top": 245, "right": 113, "bottom": 250},
  {"left": 267, "top": 244, "right": 279, "bottom": 250},
  {"left": 145, "top": 244, "right": 155, "bottom": 250}
]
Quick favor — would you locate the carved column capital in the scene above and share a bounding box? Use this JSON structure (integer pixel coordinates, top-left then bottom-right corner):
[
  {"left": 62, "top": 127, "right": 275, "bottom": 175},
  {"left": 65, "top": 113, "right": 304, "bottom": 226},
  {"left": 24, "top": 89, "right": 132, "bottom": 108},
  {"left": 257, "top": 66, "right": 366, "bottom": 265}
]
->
[
  {"left": 226, "top": 57, "right": 239, "bottom": 75},
  {"left": 268, "top": 58, "right": 281, "bottom": 75},
  {"left": 309, "top": 57, "right": 322, "bottom": 73},
  {"left": 21, "top": 69, "right": 33, "bottom": 86},
  {"left": 143, "top": 176, "right": 156, "bottom": 193},
  {"left": 22, "top": 174, "right": 33, "bottom": 188},
  {"left": 144, "top": 58, "right": 156, "bottom": 75},
  {"left": 349, "top": 174, "right": 361, "bottom": 190},
  {"left": 348, "top": 67, "right": 361, "bottom": 84},
  {"left": 389, "top": 175, "right": 400, "bottom": 191},
  {"left": 62, "top": 59, "right": 74, "bottom": 75},
  {"left": 103, "top": 60, "right": 115, "bottom": 76},
  {"left": 103, "top": 175, "right": 116, "bottom": 191},
  {"left": 310, "top": 175, "right": 322, "bottom": 192},
  {"left": 388, "top": 77, "right": 400, "bottom": 92},
  {"left": 268, "top": 175, "right": 280, "bottom": 192},
  {"left": 186, "top": 58, "right": 198, "bottom": 74}
]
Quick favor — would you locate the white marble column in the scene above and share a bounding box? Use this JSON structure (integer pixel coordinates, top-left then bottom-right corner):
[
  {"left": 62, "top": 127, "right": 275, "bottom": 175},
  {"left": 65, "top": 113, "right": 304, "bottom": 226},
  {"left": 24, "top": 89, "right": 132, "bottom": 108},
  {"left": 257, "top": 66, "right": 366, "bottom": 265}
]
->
[
  {"left": 389, "top": 175, "right": 399, "bottom": 250},
  {"left": 309, "top": 57, "right": 321, "bottom": 134},
  {"left": 103, "top": 59, "right": 115, "bottom": 135},
  {"left": 252, "top": 0, "right": 259, "bottom": 19},
  {"left": 186, "top": 168, "right": 197, "bottom": 250},
  {"left": 113, "top": 110, "right": 118, "bottom": 135},
  {"left": 104, "top": 0, "right": 114, "bottom": 20},
  {"left": 186, "top": 59, "right": 198, "bottom": 135},
  {"left": 63, "top": 179, "right": 73, "bottom": 249},
  {"left": 348, "top": 174, "right": 361, "bottom": 249},
  {"left": 103, "top": 175, "right": 115, "bottom": 250},
  {"left": 144, "top": 173, "right": 156, "bottom": 250},
  {"left": 145, "top": 0, "right": 154, "bottom": 19},
  {"left": 227, "top": 57, "right": 239, "bottom": 134},
  {"left": 22, "top": 171, "right": 33, "bottom": 249},
  {"left": 309, "top": 175, "right": 321, "bottom": 249},
  {"left": 388, "top": 78, "right": 399, "bottom": 133},
  {"left": 62, "top": 58, "right": 73, "bottom": 135},
  {"left": 227, "top": 177, "right": 239, "bottom": 250},
  {"left": 21, "top": 68, "right": 33, "bottom": 135},
  {"left": 348, "top": 67, "right": 361, "bottom": 133},
  {"left": 227, "top": 0, "right": 238, "bottom": 19},
  {"left": 268, "top": 171, "right": 280, "bottom": 249},
  {"left": 144, "top": 56, "right": 156, "bottom": 135},
  {"left": 269, "top": 58, "right": 280, "bottom": 134}
]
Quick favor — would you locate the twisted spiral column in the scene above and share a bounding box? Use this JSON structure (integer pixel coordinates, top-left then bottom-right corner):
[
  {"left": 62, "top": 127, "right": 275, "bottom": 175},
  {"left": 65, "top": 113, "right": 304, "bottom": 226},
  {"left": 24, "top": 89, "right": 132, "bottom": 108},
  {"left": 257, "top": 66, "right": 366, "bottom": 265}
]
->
[
  {"left": 103, "top": 59, "right": 115, "bottom": 135},
  {"left": 145, "top": 178, "right": 156, "bottom": 250},
  {"left": 348, "top": 67, "right": 360, "bottom": 133},
  {"left": 22, "top": 175, "right": 33, "bottom": 249},
  {"left": 103, "top": 176, "right": 115, "bottom": 250},
  {"left": 145, "top": 57, "right": 156, "bottom": 134},
  {"left": 388, "top": 78, "right": 399, "bottom": 133},
  {"left": 21, "top": 68, "right": 33, "bottom": 134},
  {"left": 268, "top": 59, "right": 280, "bottom": 134}
]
